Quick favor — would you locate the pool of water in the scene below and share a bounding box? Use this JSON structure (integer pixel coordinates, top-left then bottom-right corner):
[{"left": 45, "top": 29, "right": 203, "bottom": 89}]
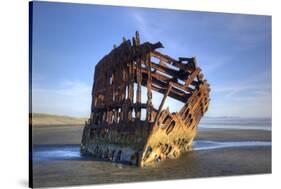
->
[
  {"left": 32, "top": 145, "right": 81, "bottom": 161},
  {"left": 32, "top": 140, "right": 271, "bottom": 161},
  {"left": 193, "top": 140, "right": 271, "bottom": 151}
]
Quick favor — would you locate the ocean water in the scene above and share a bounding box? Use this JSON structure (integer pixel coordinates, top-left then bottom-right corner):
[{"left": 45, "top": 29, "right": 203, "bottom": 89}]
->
[{"left": 199, "top": 117, "right": 272, "bottom": 131}]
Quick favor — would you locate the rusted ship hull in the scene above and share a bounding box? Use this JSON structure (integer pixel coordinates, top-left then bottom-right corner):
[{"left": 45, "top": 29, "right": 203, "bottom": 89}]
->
[
  {"left": 81, "top": 32, "right": 210, "bottom": 167},
  {"left": 81, "top": 121, "right": 152, "bottom": 165}
]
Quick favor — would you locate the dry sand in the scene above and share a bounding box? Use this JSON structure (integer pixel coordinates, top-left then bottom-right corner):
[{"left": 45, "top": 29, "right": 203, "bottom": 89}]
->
[{"left": 31, "top": 113, "right": 87, "bottom": 126}]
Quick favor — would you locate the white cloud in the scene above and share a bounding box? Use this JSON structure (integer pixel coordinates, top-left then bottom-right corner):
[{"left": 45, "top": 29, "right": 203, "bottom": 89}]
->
[
  {"left": 32, "top": 80, "right": 92, "bottom": 117},
  {"left": 213, "top": 70, "right": 271, "bottom": 97},
  {"left": 208, "top": 70, "right": 272, "bottom": 118}
]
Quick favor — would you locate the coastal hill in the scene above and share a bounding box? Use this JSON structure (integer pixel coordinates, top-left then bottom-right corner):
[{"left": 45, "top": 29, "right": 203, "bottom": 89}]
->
[{"left": 31, "top": 113, "right": 87, "bottom": 126}]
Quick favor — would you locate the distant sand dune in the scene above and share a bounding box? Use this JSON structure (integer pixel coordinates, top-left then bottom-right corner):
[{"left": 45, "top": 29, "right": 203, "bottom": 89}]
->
[{"left": 31, "top": 113, "right": 87, "bottom": 126}]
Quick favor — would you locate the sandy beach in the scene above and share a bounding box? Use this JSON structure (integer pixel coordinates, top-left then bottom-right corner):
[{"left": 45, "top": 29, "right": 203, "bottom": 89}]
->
[{"left": 31, "top": 122, "right": 271, "bottom": 188}]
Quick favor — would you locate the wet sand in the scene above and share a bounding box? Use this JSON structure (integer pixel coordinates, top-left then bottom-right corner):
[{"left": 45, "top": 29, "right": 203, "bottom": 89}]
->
[{"left": 31, "top": 125, "right": 271, "bottom": 188}]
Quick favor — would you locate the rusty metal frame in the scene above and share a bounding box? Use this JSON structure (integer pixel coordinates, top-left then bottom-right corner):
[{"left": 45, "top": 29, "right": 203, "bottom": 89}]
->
[{"left": 81, "top": 31, "right": 210, "bottom": 167}]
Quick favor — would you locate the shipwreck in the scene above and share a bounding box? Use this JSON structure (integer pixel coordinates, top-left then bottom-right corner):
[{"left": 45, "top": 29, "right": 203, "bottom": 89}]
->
[{"left": 81, "top": 32, "right": 210, "bottom": 167}]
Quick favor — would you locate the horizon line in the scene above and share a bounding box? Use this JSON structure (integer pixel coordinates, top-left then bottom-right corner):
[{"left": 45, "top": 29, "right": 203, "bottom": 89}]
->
[{"left": 30, "top": 112, "right": 272, "bottom": 120}]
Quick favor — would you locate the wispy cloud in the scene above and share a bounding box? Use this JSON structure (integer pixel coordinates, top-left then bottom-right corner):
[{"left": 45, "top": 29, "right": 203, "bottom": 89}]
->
[
  {"left": 31, "top": 6, "right": 270, "bottom": 118},
  {"left": 132, "top": 11, "right": 155, "bottom": 41},
  {"left": 131, "top": 10, "right": 271, "bottom": 118},
  {"left": 32, "top": 80, "right": 92, "bottom": 117},
  {"left": 213, "top": 70, "right": 271, "bottom": 97},
  {"left": 225, "top": 14, "right": 270, "bottom": 50},
  {"left": 208, "top": 70, "right": 272, "bottom": 117},
  {"left": 130, "top": 10, "right": 234, "bottom": 72}
]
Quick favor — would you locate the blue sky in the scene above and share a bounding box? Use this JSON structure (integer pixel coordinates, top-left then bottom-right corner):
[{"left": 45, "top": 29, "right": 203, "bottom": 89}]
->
[{"left": 31, "top": 2, "right": 272, "bottom": 118}]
